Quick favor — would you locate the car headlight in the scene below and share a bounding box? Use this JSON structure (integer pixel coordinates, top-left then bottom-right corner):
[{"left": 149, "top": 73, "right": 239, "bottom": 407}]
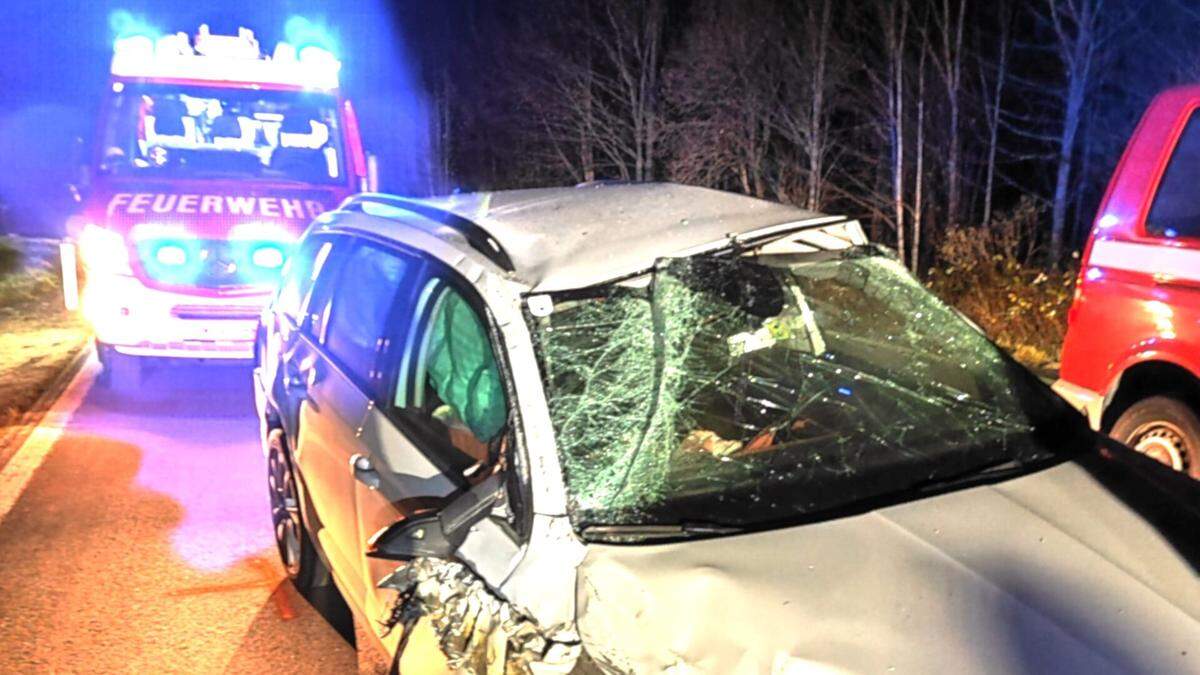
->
[
  {"left": 77, "top": 224, "right": 132, "bottom": 275},
  {"left": 250, "top": 244, "right": 286, "bottom": 269},
  {"left": 154, "top": 243, "right": 189, "bottom": 267}
]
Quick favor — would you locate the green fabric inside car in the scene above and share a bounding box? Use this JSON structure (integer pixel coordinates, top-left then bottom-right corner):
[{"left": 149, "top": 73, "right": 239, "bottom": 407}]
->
[{"left": 425, "top": 289, "right": 507, "bottom": 442}]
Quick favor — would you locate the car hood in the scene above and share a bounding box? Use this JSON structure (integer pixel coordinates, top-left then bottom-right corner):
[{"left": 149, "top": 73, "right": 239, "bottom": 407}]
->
[{"left": 574, "top": 459, "right": 1200, "bottom": 674}]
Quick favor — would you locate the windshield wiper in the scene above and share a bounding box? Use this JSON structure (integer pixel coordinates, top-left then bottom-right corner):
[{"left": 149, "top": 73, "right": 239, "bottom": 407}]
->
[
  {"left": 910, "top": 458, "right": 1032, "bottom": 496},
  {"left": 581, "top": 520, "right": 745, "bottom": 543}
]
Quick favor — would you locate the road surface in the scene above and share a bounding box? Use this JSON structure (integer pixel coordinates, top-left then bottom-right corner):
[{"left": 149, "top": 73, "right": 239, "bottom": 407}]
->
[{"left": 0, "top": 355, "right": 358, "bottom": 673}]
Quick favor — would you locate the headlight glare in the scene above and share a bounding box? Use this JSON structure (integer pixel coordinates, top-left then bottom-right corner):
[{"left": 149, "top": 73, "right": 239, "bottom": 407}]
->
[
  {"left": 251, "top": 245, "right": 285, "bottom": 269},
  {"left": 154, "top": 243, "right": 188, "bottom": 266},
  {"left": 78, "top": 224, "right": 132, "bottom": 275}
]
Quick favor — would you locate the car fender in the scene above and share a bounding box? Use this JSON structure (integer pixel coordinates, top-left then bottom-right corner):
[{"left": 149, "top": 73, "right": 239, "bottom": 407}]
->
[{"left": 1102, "top": 338, "right": 1200, "bottom": 405}]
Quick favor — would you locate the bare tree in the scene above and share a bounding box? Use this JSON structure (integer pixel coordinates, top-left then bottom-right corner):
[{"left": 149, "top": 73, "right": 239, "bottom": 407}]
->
[
  {"left": 596, "top": 0, "right": 666, "bottom": 181},
  {"left": 665, "top": 0, "right": 778, "bottom": 196},
  {"left": 776, "top": 0, "right": 840, "bottom": 210},
  {"left": 927, "top": 0, "right": 968, "bottom": 228},
  {"left": 506, "top": 0, "right": 667, "bottom": 183},
  {"left": 979, "top": 0, "right": 1013, "bottom": 228},
  {"left": 874, "top": 0, "right": 911, "bottom": 264},
  {"left": 913, "top": 34, "right": 928, "bottom": 274},
  {"left": 1034, "top": 0, "right": 1127, "bottom": 264}
]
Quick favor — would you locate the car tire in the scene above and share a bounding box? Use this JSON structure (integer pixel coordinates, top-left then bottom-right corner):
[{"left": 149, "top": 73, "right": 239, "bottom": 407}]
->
[
  {"left": 267, "top": 429, "right": 323, "bottom": 592},
  {"left": 1110, "top": 396, "right": 1200, "bottom": 479},
  {"left": 97, "top": 345, "right": 143, "bottom": 392}
]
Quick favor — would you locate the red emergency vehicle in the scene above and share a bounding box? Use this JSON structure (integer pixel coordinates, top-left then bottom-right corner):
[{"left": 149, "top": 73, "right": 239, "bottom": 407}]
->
[
  {"left": 67, "top": 24, "right": 371, "bottom": 386},
  {"left": 1057, "top": 84, "right": 1200, "bottom": 478}
]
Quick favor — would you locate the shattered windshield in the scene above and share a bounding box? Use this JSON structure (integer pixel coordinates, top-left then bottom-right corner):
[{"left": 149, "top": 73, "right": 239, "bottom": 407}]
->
[{"left": 529, "top": 246, "right": 1079, "bottom": 536}]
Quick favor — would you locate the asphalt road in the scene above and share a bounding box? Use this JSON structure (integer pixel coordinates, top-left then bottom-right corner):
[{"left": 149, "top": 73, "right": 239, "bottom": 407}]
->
[{"left": 0, "top": 356, "right": 358, "bottom": 673}]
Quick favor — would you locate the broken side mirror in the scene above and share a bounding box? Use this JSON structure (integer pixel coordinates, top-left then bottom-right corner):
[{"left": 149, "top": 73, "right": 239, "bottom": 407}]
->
[{"left": 367, "top": 473, "right": 506, "bottom": 562}]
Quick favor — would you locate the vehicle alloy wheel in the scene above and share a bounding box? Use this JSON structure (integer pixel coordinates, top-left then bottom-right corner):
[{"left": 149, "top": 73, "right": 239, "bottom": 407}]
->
[
  {"left": 266, "top": 430, "right": 321, "bottom": 590},
  {"left": 1111, "top": 396, "right": 1200, "bottom": 479},
  {"left": 268, "top": 443, "right": 303, "bottom": 576}
]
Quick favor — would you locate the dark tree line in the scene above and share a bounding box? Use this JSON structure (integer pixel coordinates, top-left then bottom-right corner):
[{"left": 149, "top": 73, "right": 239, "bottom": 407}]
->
[{"left": 398, "top": 0, "right": 1200, "bottom": 269}]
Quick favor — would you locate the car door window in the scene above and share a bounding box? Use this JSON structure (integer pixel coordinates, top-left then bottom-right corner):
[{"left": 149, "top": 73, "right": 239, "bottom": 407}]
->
[
  {"left": 275, "top": 237, "right": 333, "bottom": 322},
  {"left": 392, "top": 277, "right": 509, "bottom": 469},
  {"left": 323, "top": 243, "right": 412, "bottom": 392},
  {"left": 1147, "top": 111, "right": 1200, "bottom": 239}
]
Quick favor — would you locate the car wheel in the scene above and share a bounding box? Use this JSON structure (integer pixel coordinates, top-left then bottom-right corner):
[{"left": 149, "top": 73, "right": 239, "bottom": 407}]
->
[
  {"left": 97, "top": 346, "right": 143, "bottom": 392},
  {"left": 267, "top": 429, "right": 322, "bottom": 591},
  {"left": 1110, "top": 396, "right": 1200, "bottom": 478}
]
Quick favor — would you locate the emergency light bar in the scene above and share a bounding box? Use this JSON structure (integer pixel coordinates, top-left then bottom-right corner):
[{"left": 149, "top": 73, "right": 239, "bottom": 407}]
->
[{"left": 111, "top": 24, "right": 341, "bottom": 91}]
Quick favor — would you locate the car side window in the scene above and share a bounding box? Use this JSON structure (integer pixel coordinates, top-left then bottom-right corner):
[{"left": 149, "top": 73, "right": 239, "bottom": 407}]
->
[
  {"left": 275, "top": 237, "right": 333, "bottom": 322},
  {"left": 1147, "top": 111, "right": 1200, "bottom": 239},
  {"left": 323, "top": 243, "right": 412, "bottom": 391},
  {"left": 392, "top": 277, "right": 509, "bottom": 469}
]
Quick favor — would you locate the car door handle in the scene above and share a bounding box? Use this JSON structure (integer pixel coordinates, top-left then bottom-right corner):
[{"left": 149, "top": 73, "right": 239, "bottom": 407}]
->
[{"left": 351, "top": 454, "right": 381, "bottom": 491}]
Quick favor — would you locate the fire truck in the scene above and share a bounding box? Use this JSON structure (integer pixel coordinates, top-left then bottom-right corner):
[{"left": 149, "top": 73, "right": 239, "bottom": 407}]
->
[
  {"left": 1056, "top": 84, "right": 1200, "bottom": 479},
  {"left": 66, "top": 24, "right": 372, "bottom": 387}
]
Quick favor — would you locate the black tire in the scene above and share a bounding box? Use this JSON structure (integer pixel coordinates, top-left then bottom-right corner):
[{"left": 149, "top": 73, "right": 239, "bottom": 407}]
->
[
  {"left": 97, "top": 346, "right": 143, "bottom": 392},
  {"left": 267, "top": 429, "right": 323, "bottom": 592},
  {"left": 1110, "top": 396, "right": 1200, "bottom": 479}
]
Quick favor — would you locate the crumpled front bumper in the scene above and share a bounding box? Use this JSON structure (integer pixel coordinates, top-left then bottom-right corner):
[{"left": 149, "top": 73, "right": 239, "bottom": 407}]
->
[{"left": 83, "top": 273, "right": 267, "bottom": 360}]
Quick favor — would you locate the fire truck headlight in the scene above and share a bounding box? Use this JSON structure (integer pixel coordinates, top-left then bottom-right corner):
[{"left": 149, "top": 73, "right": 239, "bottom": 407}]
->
[
  {"left": 78, "top": 224, "right": 132, "bottom": 275},
  {"left": 154, "top": 244, "right": 189, "bottom": 267},
  {"left": 251, "top": 245, "right": 286, "bottom": 269}
]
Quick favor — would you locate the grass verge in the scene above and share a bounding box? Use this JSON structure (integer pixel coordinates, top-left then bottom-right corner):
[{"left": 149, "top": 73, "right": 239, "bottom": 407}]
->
[{"left": 0, "top": 244, "right": 89, "bottom": 447}]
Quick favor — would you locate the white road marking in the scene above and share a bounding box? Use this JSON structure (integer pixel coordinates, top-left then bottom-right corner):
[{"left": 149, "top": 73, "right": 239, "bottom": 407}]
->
[{"left": 0, "top": 357, "right": 98, "bottom": 526}]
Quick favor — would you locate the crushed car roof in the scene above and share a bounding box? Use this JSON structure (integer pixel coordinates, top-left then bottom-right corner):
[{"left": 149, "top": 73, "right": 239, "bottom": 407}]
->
[{"left": 339, "top": 183, "right": 847, "bottom": 292}]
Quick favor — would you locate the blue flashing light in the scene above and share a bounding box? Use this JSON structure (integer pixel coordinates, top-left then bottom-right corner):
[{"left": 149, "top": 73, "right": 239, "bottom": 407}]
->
[
  {"left": 284, "top": 16, "right": 339, "bottom": 59},
  {"left": 1165, "top": 228, "right": 1179, "bottom": 238},
  {"left": 232, "top": 240, "right": 293, "bottom": 286},
  {"left": 155, "top": 244, "right": 188, "bottom": 267},
  {"left": 109, "top": 10, "right": 159, "bottom": 43},
  {"left": 251, "top": 245, "right": 286, "bottom": 269},
  {"left": 836, "top": 386, "right": 853, "bottom": 397},
  {"left": 139, "top": 239, "right": 205, "bottom": 285}
]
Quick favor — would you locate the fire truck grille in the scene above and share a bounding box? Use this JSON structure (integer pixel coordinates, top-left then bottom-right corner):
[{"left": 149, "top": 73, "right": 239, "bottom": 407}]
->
[
  {"left": 135, "top": 238, "right": 288, "bottom": 290},
  {"left": 170, "top": 305, "right": 263, "bottom": 321}
]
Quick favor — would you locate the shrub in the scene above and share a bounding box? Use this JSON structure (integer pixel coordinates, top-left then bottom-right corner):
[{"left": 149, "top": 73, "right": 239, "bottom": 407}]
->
[
  {"left": 926, "top": 199, "right": 1076, "bottom": 372},
  {"left": 0, "top": 237, "right": 21, "bottom": 278}
]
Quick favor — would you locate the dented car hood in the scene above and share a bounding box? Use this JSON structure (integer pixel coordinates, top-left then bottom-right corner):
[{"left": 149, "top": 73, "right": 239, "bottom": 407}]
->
[{"left": 575, "top": 460, "right": 1200, "bottom": 674}]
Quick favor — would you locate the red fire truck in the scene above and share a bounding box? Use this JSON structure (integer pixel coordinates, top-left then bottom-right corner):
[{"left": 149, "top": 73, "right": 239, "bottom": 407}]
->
[
  {"left": 66, "top": 24, "right": 371, "bottom": 387},
  {"left": 1057, "top": 84, "right": 1200, "bottom": 479}
]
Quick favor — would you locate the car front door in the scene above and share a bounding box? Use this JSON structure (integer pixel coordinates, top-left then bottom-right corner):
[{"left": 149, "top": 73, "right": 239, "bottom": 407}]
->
[
  {"left": 289, "top": 240, "right": 413, "bottom": 595},
  {"left": 352, "top": 267, "right": 525, "bottom": 649}
]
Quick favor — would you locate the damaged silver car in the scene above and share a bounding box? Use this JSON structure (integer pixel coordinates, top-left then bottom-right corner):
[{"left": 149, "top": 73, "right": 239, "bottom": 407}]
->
[{"left": 253, "top": 183, "right": 1200, "bottom": 674}]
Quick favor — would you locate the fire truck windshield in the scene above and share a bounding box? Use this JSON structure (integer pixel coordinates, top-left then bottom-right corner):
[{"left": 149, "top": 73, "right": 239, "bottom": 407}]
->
[{"left": 98, "top": 83, "right": 347, "bottom": 186}]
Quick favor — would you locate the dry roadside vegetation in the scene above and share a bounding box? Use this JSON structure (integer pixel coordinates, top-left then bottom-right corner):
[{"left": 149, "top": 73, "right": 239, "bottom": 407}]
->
[
  {"left": 0, "top": 237, "right": 87, "bottom": 438},
  {"left": 925, "top": 200, "right": 1076, "bottom": 374}
]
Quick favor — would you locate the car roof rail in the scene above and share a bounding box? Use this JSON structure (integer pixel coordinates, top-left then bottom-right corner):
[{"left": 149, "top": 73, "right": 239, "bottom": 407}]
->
[{"left": 340, "top": 193, "right": 515, "bottom": 272}]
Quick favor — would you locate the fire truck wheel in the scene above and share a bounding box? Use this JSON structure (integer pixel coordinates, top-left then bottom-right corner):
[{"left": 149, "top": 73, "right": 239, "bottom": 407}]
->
[
  {"left": 1110, "top": 396, "right": 1200, "bottom": 479},
  {"left": 97, "top": 348, "right": 144, "bottom": 392}
]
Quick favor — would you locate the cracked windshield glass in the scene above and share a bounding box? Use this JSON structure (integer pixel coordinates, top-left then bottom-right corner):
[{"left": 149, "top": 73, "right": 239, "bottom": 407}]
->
[{"left": 531, "top": 246, "right": 1071, "bottom": 536}]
